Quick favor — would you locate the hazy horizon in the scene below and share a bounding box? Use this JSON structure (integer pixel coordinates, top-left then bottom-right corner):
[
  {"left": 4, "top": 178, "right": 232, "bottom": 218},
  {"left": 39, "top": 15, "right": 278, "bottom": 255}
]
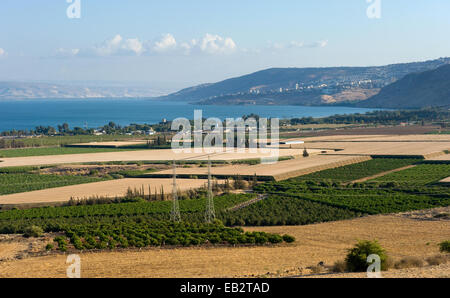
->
[{"left": 1, "top": 0, "right": 450, "bottom": 90}]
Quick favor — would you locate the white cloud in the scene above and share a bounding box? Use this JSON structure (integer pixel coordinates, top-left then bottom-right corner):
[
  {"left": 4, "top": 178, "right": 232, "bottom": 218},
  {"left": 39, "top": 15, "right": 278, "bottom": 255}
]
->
[
  {"left": 55, "top": 48, "right": 80, "bottom": 57},
  {"left": 198, "top": 33, "right": 237, "bottom": 55},
  {"left": 55, "top": 33, "right": 239, "bottom": 58},
  {"left": 270, "top": 40, "right": 329, "bottom": 50},
  {"left": 89, "top": 34, "right": 145, "bottom": 56},
  {"left": 151, "top": 33, "right": 177, "bottom": 53},
  {"left": 0, "top": 48, "right": 7, "bottom": 57},
  {"left": 151, "top": 33, "right": 237, "bottom": 56}
]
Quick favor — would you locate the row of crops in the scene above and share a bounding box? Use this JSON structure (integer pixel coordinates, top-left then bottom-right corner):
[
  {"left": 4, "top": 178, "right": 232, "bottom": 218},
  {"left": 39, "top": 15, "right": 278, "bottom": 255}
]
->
[
  {"left": 234, "top": 160, "right": 450, "bottom": 226},
  {"left": 289, "top": 158, "right": 421, "bottom": 182},
  {"left": 0, "top": 172, "right": 107, "bottom": 195},
  {"left": 219, "top": 195, "right": 360, "bottom": 226},
  {"left": 371, "top": 164, "right": 450, "bottom": 185},
  {"left": 0, "top": 194, "right": 300, "bottom": 249},
  {"left": 0, "top": 146, "right": 136, "bottom": 158},
  {"left": 57, "top": 221, "right": 294, "bottom": 251},
  {"left": 0, "top": 194, "right": 254, "bottom": 222}
]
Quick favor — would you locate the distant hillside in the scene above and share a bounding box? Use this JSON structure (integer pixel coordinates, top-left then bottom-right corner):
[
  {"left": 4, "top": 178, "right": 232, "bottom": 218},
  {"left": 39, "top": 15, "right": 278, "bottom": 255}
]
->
[
  {"left": 358, "top": 64, "right": 450, "bottom": 109},
  {"left": 157, "top": 58, "right": 450, "bottom": 105},
  {"left": 0, "top": 82, "right": 170, "bottom": 100}
]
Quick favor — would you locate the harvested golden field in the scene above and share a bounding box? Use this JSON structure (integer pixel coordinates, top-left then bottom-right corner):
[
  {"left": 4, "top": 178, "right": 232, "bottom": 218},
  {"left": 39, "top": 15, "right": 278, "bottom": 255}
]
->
[
  {"left": 0, "top": 178, "right": 207, "bottom": 206},
  {"left": 152, "top": 155, "right": 371, "bottom": 181},
  {"left": 301, "top": 141, "right": 449, "bottom": 157},
  {"left": 0, "top": 148, "right": 300, "bottom": 168},
  {"left": 299, "top": 135, "right": 390, "bottom": 142},
  {"left": 429, "top": 154, "right": 450, "bottom": 161},
  {"left": 293, "top": 134, "right": 450, "bottom": 142},
  {"left": 69, "top": 141, "right": 148, "bottom": 147},
  {"left": 0, "top": 214, "right": 448, "bottom": 278},
  {"left": 340, "top": 134, "right": 450, "bottom": 142}
]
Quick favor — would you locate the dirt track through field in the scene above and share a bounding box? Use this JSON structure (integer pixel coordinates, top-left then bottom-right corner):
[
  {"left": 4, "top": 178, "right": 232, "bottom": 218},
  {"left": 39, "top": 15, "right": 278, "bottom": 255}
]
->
[
  {"left": 1, "top": 214, "right": 448, "bottom": 278},
  {"left": 351, "top": 165, "right": 417, "bottom": 183}
]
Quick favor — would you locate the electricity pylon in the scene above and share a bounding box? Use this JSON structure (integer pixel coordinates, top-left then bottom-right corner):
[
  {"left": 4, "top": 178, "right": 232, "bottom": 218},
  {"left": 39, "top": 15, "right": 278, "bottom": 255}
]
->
[
  {"left": 205, "top": 156, "right": 216, "bottom": 223},
  {"left": 170, "top": 160, "right": 181, "bottom": 222}
]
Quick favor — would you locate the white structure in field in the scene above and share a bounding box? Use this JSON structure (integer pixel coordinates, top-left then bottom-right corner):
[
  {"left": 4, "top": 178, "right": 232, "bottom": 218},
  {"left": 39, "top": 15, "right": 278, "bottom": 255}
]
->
[{"left": 280, "top": 140, "right": 304, "bottom": 145}]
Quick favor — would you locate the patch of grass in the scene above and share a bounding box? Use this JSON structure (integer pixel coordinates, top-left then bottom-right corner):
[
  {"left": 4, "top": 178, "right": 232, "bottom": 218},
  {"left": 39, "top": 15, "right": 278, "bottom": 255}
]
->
[
  {"left": 331, "top": 260, "right": 347, "bottom": 273},
  {"left": 426, "top": 255, "right": 448, "bottom": 266},
  {"left": 439, "top": 240, "right": 450, "bottom": 253},
  {"left": 394, "top": 257, "right": 424, "bottom": 269}
]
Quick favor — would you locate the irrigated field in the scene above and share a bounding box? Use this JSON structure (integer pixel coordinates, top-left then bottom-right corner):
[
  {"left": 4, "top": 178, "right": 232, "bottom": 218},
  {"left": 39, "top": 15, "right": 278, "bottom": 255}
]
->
[
  {"left": 0, "top": 146, "right": 139, "bottom": 158},
  {"left": 0, "top": 166, "right": 107, "bottom": 196},
  {"left": 0, "top": 214, "right": 448, "bottom": 278},
  {"left": 371, "top": 164, "right": 450, "bottom": 185}
]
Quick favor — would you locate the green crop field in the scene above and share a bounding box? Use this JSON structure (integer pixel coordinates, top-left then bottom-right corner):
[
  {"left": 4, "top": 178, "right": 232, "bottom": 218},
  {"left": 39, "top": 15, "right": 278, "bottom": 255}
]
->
[
  {"left": 371, "top": 164, "right": 450, "bottom": 185},
  {"left": 0, "top": 166, "right": 108, "bottom": 195},
  {"left": 0, "top": 194, "right": 254, "bottom": 223},
  {"left": 1, "top": 158, "right": 447, "bottom": 252},
  {"left": 288, "top": 158, "right": 421, "bottom": 182},
  {"left": 0, "top": 146, "right": 140, "bottom": 158},
  {"left": 219, "top": 195, "right": 360, "bottom": 226},
  {"left": 1, "top": 134, "right": 142, "bottom": 148},
  {"left": 0, "top": 194, "right": 295, "bottom": 250},
  {"left": 247, "top": 160, "right": 450, "bottom": 225}
]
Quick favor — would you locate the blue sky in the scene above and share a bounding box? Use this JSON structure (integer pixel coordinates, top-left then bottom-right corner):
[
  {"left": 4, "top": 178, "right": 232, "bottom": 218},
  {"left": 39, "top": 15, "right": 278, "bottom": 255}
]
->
[{"left": 0, "top": 0, "right": 449, "bottom": 89}]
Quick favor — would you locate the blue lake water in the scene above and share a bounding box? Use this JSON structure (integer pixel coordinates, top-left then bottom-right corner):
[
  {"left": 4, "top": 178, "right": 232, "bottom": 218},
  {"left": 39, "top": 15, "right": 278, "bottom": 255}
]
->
[{"left": 0, "top": 99, "right": 381, "bottom": 132}]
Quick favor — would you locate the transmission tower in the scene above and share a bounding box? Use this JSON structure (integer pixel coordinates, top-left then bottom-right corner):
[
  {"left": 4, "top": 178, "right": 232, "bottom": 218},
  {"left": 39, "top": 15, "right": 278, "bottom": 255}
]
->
[
  {"left": 170, "top": 160, "right": 181, "bottom": 222},
  {"left": 205, "top": 156, "right": 216, "bottom": 223}
]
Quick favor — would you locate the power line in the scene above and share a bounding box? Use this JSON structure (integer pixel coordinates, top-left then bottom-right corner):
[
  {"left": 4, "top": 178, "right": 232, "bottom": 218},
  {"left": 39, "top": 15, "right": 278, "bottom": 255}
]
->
[
  {"left": 170, "top": 160, "right": 181, "bottom": 222},
  {"left": 205, "top": 156, "right": 216, "bottom": 223}
]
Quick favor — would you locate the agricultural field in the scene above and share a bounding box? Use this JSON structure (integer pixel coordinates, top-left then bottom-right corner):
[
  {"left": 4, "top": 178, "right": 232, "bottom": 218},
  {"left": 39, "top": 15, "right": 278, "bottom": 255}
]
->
[
  {"left": 220, "top": 195, "right": 360, "bottom": 226},
  {"left": 371, "top": 164, "right": 450, "bottom": 185},
  {"left": 0, "top": 194, "right": 294, "bottom": 250},
  {"left": 302, "top": 141, "right": 450, "bottom": 157},
  {"left": 0, "top": 166, "right": 107, "bottom": 196},
  {"left": 0, "top": 137, "right": 448, "bottom": 278},
  {"left": 0, "top": 146, "right": 139, "bottom": 158},
  {"left": 282, "top": 158, "right": 421, "bottom": 183},
  {"left": 1, "top": 214, "right": 448, "bottom": 278},
  {"left": 249, "top": 159, "right": 450, "bottom": 222},
  {"left": 0, "top": 178, "right": 211, "bottom": 206},
  {"left": 0, "top": 148, "right": 301, "bottom": 168},
  {"left": 1, "top": 134, "right": 143, "bottom": 148}
]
